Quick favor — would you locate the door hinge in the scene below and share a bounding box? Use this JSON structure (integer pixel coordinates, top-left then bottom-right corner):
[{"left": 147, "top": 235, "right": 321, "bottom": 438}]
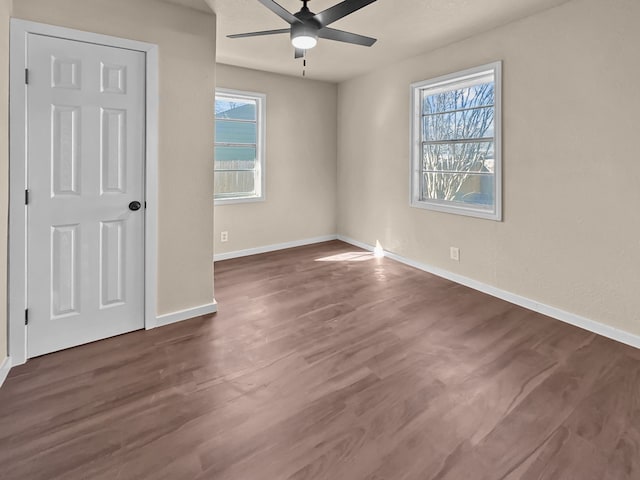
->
[
  {"left": 25, "top": 189, "right": 30, "bottom": 205},
  {"left": 25, "top": 309, "right": 29, "bottom": 326},
  {"left": 25, "top": 68, "right": 29, "bottom": 85}
]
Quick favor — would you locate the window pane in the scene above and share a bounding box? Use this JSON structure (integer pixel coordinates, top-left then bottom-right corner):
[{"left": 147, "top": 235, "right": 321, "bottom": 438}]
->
[
  {"left": 420, "top": 171, "right": 494, "bottom": 207},
  {"left": 423, "top": 106, "right": 494, "bottom": 141},
  {"left": 215, "top": 145, "right": 256, "bottom": 163},
  {"left": 216, "top": 119, "right": 256, "bottom": 145},
  {"left": 215, "top": 159, "right": 255, "bottom": 171},
  {"left": 215, "top": 97, "right": 256, "bottom": 121},
  {"left": 423, "top": 91, "right": 455, "bottom": 115},
  {"left": 423, "top": 141, "right": 495, "bottom": 173},
  {"left": 423, "top": 82, "right": 494, "bottom": 114},
  {"left": 215, "top": 90, "right": 264, "bottom": 202},
  {"left": 214, "top": 170, "right": 256, "bottom": 197},
  {"left": 422, "top": 112, "right": 453, "bottom": 141}
]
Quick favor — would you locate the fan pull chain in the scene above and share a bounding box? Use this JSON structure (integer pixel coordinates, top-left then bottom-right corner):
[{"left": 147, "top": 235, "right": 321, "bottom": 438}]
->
[{"left": 302, "top": 50, "right": 307, "bottom": 78}]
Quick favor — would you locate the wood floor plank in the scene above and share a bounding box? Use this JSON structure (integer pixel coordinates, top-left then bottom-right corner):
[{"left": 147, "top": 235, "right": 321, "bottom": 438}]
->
[{"left": 0, "top": 240, "right": 637, "bottom": 479}]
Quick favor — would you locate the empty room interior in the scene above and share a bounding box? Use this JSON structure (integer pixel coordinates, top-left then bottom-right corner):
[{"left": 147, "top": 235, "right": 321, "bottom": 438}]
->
[{"left": 0, "top": 0, "right": 639, "bottom": 478}]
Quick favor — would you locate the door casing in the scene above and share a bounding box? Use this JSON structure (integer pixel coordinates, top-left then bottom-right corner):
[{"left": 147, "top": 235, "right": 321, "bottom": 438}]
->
[{"left": 8, "top": 19, "right": 159, "bottom": 365}]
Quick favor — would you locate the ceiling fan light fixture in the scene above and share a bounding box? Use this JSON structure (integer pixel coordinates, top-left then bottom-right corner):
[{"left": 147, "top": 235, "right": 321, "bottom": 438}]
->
[
  {"left": 291, "top": 34, "right": 317, "bottom": 49},
  {"left": 291, "top": 21, "right": 318, "bottom": 50}
]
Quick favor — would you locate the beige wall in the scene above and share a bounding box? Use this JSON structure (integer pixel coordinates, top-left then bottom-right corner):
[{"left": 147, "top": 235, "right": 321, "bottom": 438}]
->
[
  {"left": 214, "top": 64, "right": 337, "bottom": 255},
  {"left": 13, "top": 0, "right": 216, "bottom": 316},
  {"left": 338, "top": 0, "right": 640, "bottom": 335},
  {"left": 0, "top": 0, "right": 11, "bottom": 361}
]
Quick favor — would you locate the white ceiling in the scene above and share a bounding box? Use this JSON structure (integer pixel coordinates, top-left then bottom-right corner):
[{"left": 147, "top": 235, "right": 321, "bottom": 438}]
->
[{"left": 167, "top": 0, "right": 570, "bottom": 83}]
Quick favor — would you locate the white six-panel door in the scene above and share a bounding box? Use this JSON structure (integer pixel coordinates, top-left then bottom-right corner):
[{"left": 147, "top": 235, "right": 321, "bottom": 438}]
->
[{"left": 26, "top": 33, "right": 146, "bottom": 357}]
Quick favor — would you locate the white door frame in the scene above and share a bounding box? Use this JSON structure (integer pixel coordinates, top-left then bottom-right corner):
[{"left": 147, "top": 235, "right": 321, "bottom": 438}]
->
[{"left": 8, "top": 19, "right": 159, "bottom": 365}]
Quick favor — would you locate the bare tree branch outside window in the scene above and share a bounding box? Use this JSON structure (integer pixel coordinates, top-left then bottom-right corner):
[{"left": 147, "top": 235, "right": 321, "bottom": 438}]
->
[{"left": 421, "top": 82, "right": 495, "bottom": 205}]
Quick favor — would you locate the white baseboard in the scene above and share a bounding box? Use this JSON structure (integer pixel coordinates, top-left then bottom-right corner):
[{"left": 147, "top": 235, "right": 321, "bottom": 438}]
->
[
  {"left": 155, "top": 301, "right": 218, "bottom": 328},
  {"left": 214, "top": 235, "right": 338, "bottom": 262},
  {"left": 337, "top": 235, "right": 640, "bottom": 350},
  {"left": 0, "top": 356, "right": 12, "bottom": 389}
]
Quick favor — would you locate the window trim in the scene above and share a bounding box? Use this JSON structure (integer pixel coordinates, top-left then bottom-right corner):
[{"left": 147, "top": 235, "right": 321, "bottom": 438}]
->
[
  {"left": 214, "top": 87, "right": 266, "bottom": 205},
  {"left": 410, "top": 61, "right": 502, "bottom": 221}
]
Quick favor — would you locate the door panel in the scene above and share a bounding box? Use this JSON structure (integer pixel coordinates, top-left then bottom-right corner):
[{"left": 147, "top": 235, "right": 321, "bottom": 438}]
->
[
  {"left": 52, "top": 105, "right": 81, "bottom": 195},
  {"left": 101, "top": 108, "right": 127, "bottom": 193},
  {"left": 51, "top": 224, "right": 80, "bottom": 318},
  {"left": 100, "top": 220, "right": 126, "bottom": 308},
  {"left": 27, "top": 34, "right": 146, "bottom": 358}
]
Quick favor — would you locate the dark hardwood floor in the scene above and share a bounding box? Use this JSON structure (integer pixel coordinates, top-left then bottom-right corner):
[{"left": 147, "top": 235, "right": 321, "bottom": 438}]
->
[{"left": 0, "top": 240, "right": 639, "bottom": 479}]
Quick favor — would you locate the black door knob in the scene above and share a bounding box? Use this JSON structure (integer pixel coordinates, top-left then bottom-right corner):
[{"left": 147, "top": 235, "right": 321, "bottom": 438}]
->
[{"left": 129, "top": 201, "right": 142, "bottom": 211}]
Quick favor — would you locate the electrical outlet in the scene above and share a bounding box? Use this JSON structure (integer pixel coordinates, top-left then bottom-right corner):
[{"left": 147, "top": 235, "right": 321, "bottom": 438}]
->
[
  {"left": 450, "top": 247, "right": 460, "bottom": 262},
  {"left": 221, "top": 231, "right": 229, "bottom": 243}
]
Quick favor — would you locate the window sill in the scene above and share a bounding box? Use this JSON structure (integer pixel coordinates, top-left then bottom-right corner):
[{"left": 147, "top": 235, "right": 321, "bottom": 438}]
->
[
  {"left": 214, "top": 196, "right": 265, "bottom": 206},
  {"left": 410, "top": 199, "right": 501, "bottom": 221}
]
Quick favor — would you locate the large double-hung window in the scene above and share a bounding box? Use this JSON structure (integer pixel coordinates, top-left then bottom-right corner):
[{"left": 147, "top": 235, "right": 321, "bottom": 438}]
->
[
  {"left": 411, "top": 62, "right": 502, "bottom": 220},
  {"left": 214, "top": 88, "right": 266, "bottom": 204}
]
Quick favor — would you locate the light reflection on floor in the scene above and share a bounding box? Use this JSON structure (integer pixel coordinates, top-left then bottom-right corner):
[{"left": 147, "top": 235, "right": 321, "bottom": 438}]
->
[
  {"left": 315, "top": 241, "right": 386, "bottom": 263},
  {"left": 314, "top": 251, "right": 375, "bottom": 262}
]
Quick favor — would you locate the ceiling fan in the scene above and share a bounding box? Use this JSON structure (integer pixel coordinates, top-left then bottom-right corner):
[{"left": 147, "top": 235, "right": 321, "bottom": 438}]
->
[{"left": 228, "top": 0, "right": 378, "bottom": 59}]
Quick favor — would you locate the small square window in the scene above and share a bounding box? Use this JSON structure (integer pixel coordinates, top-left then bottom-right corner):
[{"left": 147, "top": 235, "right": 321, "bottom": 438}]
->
[{"left": 410, "top": 62, "right": 502, "bottom": 220}]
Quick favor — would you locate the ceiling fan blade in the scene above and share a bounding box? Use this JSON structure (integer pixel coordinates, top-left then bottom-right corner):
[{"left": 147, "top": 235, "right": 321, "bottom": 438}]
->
[
  {"left": 257, "top": 0, "right": 301, "bottom": 25},
  {"left": 227, "top": 28, "right": 290, "bottom": 39},
  {"left": 318, "top": 27, "right": 377, "bottom": 46},
  {"left": 294, "top": 48, "right": 305, "bottom": 59},
  {"left": 313, "top": 0, "right": 377, "bottom": 28}
]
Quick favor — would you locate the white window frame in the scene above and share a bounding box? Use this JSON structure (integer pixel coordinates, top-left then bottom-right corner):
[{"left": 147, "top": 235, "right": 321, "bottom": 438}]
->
[
  {"left": 410, "top": 61, "right": 502, "bottom": 221},
  {"left": 214, "top": 88, "right": 266, "bottom": 205}
]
